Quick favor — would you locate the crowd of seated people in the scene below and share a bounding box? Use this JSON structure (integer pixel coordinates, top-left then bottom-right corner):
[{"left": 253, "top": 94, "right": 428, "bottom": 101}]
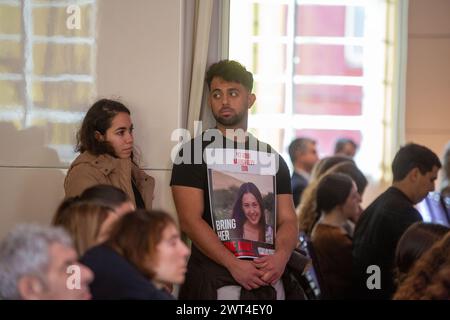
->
[
  {"left": 0, "top": 204, "right": 189, "bottom": 300},
  {"left": 1, "top": 90, "right": 450, "bottom": 300},
  {"left": 1, "top": 137, "right": 449, "bottom": 300},
  {"left": 297, "top": 156, "right": 367, "bottom": 237},
  {"left": 310, "top": 173, "right": 361, "bottom": 299},
  {"left": 294, "top": 139, "right": 449, "bottom": 300}
]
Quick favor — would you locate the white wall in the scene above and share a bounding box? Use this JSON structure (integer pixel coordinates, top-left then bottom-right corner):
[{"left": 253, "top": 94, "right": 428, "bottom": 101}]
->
[{"left": 0, "top": 0, "right": 183, "bottom": 238}]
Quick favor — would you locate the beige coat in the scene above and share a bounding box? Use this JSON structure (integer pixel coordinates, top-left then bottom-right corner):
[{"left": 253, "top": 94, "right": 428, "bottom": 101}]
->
[{"left": 64, "top": 152, "right": 155, "bottom": 209}]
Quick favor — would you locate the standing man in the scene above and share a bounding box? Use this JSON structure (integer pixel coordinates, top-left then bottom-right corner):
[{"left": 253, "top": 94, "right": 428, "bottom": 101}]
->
[
  {"left": 352, "top": 143, "right": 441, "bottom": 299},
  {"left": 288, "top": 137, "right": 319, "bottom": 208},
  {"left": 170, "top": 60, "right": 298, "bottom": 299}
]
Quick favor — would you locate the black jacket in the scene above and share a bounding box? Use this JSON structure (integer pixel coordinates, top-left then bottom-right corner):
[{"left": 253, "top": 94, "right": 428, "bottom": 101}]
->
[
  {"left": 291, "top": 172, "right": 308, "bottom": 208},
  {"left": 352, "top": 187, "right": 422, "bottom": 299},
  {"left": 81, "top": 244, "right": 174, "bottom": 300}
]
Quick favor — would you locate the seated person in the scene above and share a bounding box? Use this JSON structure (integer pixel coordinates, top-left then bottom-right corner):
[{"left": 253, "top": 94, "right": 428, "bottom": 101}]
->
[
  {"left": 298, "top": 159, "right": 367, "bottom": 236},
  {"left": 0, "top": 224, "right": 93, "bottom": 300},
  {"left": 52, "top": 200, "right": 119, "bottom": 256},
  {"left": 394, "top": 231, "right": 450, "bottom": 300},
  {"left": 417, "top": 142, "right": 450, "bottom": 225},
  {"left": 80, "top": 209, "right": 190, "bottom": 300},
  {"left": 80, "top": 184, "right": 135, "bottom": 216},
  {"left": 394, "top": 222, "right": 449, "bottom": 286},
  {"left": 310, "top": 173, "right": 361, "bottom": 299}
]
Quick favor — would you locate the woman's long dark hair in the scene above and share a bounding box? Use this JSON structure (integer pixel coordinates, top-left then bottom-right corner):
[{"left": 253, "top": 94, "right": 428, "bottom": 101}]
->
[
  {"left": 76, "top": 99, "right": 131, "bottom": 157},
  {"left": 394, "top": 231, "right": 450, "bottom": 300},
  {"left": 232, "top": 182, "right": 266, "bottom": 242},
  {"left": 395, "top": 222, "right": 449, "bottom": 285}
]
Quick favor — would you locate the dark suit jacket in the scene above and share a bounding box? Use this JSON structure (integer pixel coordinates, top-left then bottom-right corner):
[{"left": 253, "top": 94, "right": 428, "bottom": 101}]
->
[{"left": 291, "top": 172, "right": 308, "bottom": 208}]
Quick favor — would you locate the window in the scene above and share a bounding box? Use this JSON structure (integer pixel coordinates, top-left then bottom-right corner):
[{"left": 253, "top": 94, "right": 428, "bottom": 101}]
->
[{"left": 229, "top": 0, "right": 394, "bottom": 180}]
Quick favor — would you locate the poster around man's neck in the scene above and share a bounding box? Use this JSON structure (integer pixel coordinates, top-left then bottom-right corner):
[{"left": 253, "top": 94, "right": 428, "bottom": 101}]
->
[{"left": 206, "top": 148, "right": 276, "bottom": 259}]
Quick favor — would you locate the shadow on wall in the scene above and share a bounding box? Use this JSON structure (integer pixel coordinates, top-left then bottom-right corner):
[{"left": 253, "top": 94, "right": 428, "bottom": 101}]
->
[
  {"left": 0, "top": 122, "right": 66, "bottom": 239},
  {"left": 0, "top": 122, "right": 63, "bottom": 166}
]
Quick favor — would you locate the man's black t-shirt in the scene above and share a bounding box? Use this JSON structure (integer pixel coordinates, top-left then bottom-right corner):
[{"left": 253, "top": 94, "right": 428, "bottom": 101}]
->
[
  {"left": 170, "top": 130, "right": 292, "bottom": 226},
  {"left": 170, "top": 130, "right": 292, "bottom": 299}
]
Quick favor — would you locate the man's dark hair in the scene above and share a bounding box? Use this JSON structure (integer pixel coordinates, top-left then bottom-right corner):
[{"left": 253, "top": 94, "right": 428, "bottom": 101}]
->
[
  {"left": 334, "top": 138, "right": 358, "bottom": 154},
  {"left": 288, "top": 137, "right": 316, "bottom": 164},
  {"left": 81, "top": 184, "right": 130, "bottom": 209},
  {"left": 392, "top": 143, "right": 442, "bottom": 181},
  {"left": 205, "top": 60, "right": 253, "bottom": 92}
]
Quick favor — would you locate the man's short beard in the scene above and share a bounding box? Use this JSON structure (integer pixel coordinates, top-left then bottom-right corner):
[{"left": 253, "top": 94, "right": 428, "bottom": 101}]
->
[{"left": 213, "top": 112, "right": 246, "bottom": 127}]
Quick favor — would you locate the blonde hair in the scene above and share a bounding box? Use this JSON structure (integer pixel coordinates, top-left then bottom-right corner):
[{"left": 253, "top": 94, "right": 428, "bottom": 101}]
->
[
  {"left": 297, "top": 160, "right": 365, "bottom": 235},
  {"left": 52, "top": 201, "right": 111, "bottom": 256}
]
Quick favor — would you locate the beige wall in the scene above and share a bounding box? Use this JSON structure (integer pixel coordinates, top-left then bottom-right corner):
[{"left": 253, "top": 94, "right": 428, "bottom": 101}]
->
[
  {"left": 0, "top": 0, "right": 183, "bottom": 238},
  {"left": 363, "top": 0, "right": 450, "bottom": 208},
  {"left": 406, "top": 0, "right": 450, "bottom": 167}
]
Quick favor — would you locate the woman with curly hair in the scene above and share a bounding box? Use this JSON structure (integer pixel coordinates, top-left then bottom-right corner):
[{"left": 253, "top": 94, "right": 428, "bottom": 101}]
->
[
  {"left": 394, "top": 222, "right": 449, "bottom": 286},
  {"left": 394, "top": 231, "right": 450, "bottom": 300}
]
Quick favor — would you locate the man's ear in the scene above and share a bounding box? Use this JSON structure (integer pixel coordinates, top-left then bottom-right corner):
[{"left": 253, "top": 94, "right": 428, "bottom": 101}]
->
[
  {"left": 17, "top": 276, "right": 44, "bottom": 300},
  {"left": 95, "top": 131, "right": 104, "bottom": 142},
  {"left": 408, "top": 167, "right": 420, "bottom": 182},
  {"left": 248, "top": 93, "right": 256, "bottom": 109},
  {"left": 207, "top": 94, "right": 212, "bottom": 107}
]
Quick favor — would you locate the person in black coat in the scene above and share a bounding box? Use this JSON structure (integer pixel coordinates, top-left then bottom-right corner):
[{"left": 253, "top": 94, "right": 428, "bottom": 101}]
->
[
  {"left": 352, "top": 143, "right": 441, "bottom": 299},
  {"left": 81, "top": 210, "right": 190, "bottom": 300}
]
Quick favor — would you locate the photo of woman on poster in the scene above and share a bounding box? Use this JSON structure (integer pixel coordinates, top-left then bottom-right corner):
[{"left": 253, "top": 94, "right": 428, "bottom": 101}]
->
[{"left": 232, "top": 182, "right": 273, "bottom": 244}]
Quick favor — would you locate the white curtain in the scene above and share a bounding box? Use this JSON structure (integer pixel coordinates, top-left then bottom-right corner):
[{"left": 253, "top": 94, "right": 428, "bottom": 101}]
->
[
  {"left": 182, "top": 0, "right": 229, "bottom": 137},
  {"left": 381, "top": 0, "right": 408, "bottom": 183}
]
